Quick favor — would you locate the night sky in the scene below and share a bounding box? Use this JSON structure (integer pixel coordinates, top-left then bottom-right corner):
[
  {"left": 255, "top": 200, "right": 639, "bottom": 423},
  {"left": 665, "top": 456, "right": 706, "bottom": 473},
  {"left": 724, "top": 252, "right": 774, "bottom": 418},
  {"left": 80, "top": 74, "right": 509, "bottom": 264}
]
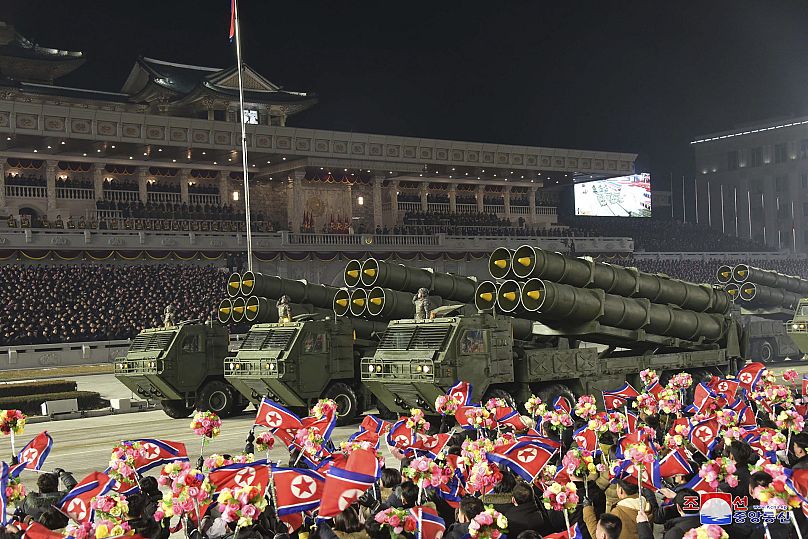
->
[{"left": 5, "top": 1, "right": 808, "bottom": 191}]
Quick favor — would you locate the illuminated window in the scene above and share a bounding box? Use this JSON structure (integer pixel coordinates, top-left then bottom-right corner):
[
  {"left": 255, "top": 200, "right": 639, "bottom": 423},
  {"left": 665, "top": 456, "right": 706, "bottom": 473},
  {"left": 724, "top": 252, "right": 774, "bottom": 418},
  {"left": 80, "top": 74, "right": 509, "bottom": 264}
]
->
[
  {"left": 357, "top": 196, "right": 364, "bottom": 206},
  {"left": 232, "top": 191, "right": 240, "bottom": 201}
]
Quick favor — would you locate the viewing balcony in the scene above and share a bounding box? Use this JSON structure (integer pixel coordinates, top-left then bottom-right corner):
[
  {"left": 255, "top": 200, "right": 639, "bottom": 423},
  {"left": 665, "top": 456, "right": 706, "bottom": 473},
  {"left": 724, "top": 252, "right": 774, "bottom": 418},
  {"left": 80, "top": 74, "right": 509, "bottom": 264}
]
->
[{"left": 6, "top": 185, "right": 46, "bottom": 198}]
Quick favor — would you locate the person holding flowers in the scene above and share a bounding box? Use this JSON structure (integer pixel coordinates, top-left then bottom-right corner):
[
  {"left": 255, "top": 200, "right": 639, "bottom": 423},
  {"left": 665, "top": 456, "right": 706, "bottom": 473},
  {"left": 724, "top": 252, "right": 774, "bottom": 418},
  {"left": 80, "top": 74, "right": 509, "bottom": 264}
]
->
[
  {"left": 444, "top": 497, "right": 485, "bottom": 539},
  {"left": 584, "top": 479, "right": 651, "bottom": 539}
]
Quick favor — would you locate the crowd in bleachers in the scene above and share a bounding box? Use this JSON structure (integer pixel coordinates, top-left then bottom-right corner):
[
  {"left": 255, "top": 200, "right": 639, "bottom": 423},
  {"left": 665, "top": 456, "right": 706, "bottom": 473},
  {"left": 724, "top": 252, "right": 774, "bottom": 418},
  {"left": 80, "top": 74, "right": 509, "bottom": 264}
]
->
[
  {"left": 5, "top": 173, "right": 45, "bottom": 187},
  {"left": 621, "top": 257, "right": 808, "bottom": 284},
  {"left": 146, "top": 181, "right": 180, "bottom": 193},
  {"left": 103, "top": 178, "right": 138, "bottom": 191},
  {"left": 55, "top": 177, "right": 93, "bottom": 189},
  {"left": 188, "top": 183, "right": 219, "bottom": 194},
  {"left": 0, "top": 264, "right": 228, "bottom": 346},
  {"left": 95, "top": 200, "right": 244, "bottom": 221}
]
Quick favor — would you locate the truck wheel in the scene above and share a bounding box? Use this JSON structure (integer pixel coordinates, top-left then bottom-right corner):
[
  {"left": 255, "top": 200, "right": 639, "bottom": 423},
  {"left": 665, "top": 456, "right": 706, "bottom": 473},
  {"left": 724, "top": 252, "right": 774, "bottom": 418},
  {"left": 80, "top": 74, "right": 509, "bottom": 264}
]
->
[
  {"left": 198, "top": 380, "right": 236, "bottom": 417},
  {"left": 324, "top": 383, "right": 359, "bottom": 426},
  {"left": 161, "top": 400, "right": 193, "bottom": 419},
  {"left": 759, "top": 341, "right": 775, "bottom": 363}
]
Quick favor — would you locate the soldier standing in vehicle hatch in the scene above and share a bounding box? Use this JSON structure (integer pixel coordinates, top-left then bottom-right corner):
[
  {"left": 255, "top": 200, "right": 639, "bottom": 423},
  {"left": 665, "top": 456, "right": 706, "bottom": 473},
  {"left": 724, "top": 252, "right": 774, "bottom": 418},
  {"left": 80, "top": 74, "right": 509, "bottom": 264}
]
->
[
  {"left": 412, "top": 287, "right": 433, "bottom": 321},
  {"left": 277, "top": 295, "right": 293, "bottom": 322},
  {"left": 163, "top": 304, "right": 176, "bottom": 328}
]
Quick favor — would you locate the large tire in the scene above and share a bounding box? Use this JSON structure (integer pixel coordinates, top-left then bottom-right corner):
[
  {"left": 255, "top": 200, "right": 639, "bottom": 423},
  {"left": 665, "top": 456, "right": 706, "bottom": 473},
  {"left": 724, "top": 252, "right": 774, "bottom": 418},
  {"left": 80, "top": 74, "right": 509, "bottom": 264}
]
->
[
  {"left": 198, "top": 380, "right": 236, "bottom": 417},
  {"left": 324, "top": 382, "right": 359, "bottom": 426},
  {"left": 161, "top": 400, "right": 193, "bottom": 419},
  {"left": 759, "top": 341, "right": 776, "bottom": 364}
]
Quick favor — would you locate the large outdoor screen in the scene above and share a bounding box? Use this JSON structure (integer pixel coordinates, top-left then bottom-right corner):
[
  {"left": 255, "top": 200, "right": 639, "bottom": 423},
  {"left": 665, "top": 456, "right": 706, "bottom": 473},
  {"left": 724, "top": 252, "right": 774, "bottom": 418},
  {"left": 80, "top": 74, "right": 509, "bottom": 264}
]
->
[{"left": 573, "top": 173, "right": 651, "bottom": 217}]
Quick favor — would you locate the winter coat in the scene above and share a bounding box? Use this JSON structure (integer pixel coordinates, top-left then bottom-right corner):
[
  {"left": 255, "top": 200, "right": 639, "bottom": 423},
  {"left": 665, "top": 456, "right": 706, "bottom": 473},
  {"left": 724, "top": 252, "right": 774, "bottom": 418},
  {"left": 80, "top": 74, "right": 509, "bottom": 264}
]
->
[{"left": 583, "top": 496, "right": 652, "bottom": 539}]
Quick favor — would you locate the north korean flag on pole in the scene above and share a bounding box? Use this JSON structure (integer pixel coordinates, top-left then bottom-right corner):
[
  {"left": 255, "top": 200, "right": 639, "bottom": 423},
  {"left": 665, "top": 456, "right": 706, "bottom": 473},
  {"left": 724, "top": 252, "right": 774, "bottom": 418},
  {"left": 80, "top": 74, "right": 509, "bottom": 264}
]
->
[
  {"left": 386, "top": 419, "right": 415, "bottom": 450},
  {"left": 487, "top": 439, "right": 557, "bottom": 482},
  {"left": 124, "top": 439, "right": 188, "bottom": 474},
  {"left": 359, "top": 415, "right": 390, "bottom": 435},
  {"left": 573, "top": 426, "right": 599, "bottom": 452},
  {"left": 209, "top": 461, "right": 270, "bottom": 496},
  {"left": 552, "top": 396, "right": 572, "bottom": 414},
  {"left": 446, "top": 381, "right": 473, "bottom": 406},
  {"left": 659, "top": 448, "right": 694, "bottom": 478},
  {"left": 737, "top": 362, "right": 766, "bottom": 392},
  {"left": 602, "top": 383, "right": 639, "bottom": 411},
  {"left": 271, "top": 465, "right": 325, "bottom": 515},
  {"left": 58, "top": 471, "right": 115, "bottom": 523},
  {"left": 228, "top": 0, "right": 236, "bottom": 41},
  {"left": 544, "top": 523, "right": 584, "bottom": 539},
  {"left": 802, "top": 374, "right": 808, "bottom": 397},
  {"left": 411, "top": 506, "right": 446, "bottom": 539},
  {"left": 22, "top": 522, "right": 71, "bottom": 539},
  {"left": 645, "top": 381, "right": 664, "bottom": 398},
  {"left": 319, "top": 448, "right": 381, "bottom": 518},
  {"left": 689, "top": 417, "right": 719, "bottom": 457},
  {"left": 413, "top": 433, "right": 453, "bottom": 459},
  {"left": 9, "top": 431, "right": 53, "bottom": 478},
  {"left": 255, "top": 399, "right": 303, "bottom": 430}
]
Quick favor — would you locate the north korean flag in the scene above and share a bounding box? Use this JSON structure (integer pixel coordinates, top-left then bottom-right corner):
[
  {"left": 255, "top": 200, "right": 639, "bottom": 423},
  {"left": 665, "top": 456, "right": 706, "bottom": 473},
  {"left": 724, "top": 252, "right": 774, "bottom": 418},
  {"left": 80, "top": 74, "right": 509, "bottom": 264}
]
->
[
  {"left": 709, "top": 378, "right": 740, "bottom": 400},
  {"left": 553, "top": 396, "right": 572, "bottom": 414},
  {"left": 411, "top": 506, "right": 446, "bottom": 539},
  {"left": 255, "top": 398, "right": 303, "bottom": 430},
  {"left": 0, "top": 462, "right": 8, "bottom": 526},
  {"left": 302, "top": 414, "right": 336, "bottom": 446},
  {"left": 447, "top": 381, "right": 473, "bottom": 405},
  {"left": 9, "top": 431, "right": 53, "bottom": 478},
  {"left": 58, "top": 471, "right": 115, "bottom": 523},
  {"left": 626, "top": 411, "right": 640, "bottom": 433},
  {"left": 209, "top": 461, "right": 270, "bottom": 495},
  {"left": 271, "top": 465, "right": 325, "bottom": 515},
  {"left": 737, "top": 362, "right": 766, "bottom": 391},
  {"left": 685, "top": 383, "right": 717, "bottom": 414},
  {"left": 126, "top": 439, "right": 188, "bottom": 474},
  {"left": 785, "top": 469, "right": 808, "bottom": 504},
  {"left": 454, "top": 405, "right": 478, "bottom": 430},
  {"left": 802, "top": 375, "right": 808, "bottom": 397},
  {"left": 319, "top": 447, "right": 380, "bottom": 517},
  {"left": 544, "top": 523, "right": 583, "bottom": 539},
  {"left": 359, "top": 415, "right": 390, "bottom": 435},
  {"left": 386, "top": 419, "right": 416, "bottom": 450},
  {"left": 436, "top": 469, "right": 465, "bottom": 508},
  {"left": 602, "top": 383, "right": 639, "bottom": 411},
  {"left": 682, "top": 473, "right": 712, "bottom": 493},
  {"left": 615, "top": 460, "right": 662, "bottom": 491},
  {"left": 22, "top": 522, "right": 70, "bottom": 539},
  {"left": 497, "top": 409, "right": 529, "bottom": 431},
  {"left": 573, "top": 426, "right": 598, "bottom": 452},
  {"left": 349, "top": 429, "right": 382, "bottom": 449},
  {"left": 616, "top": 428, "right": 657, "bottom": 459},
  {"left": 487, "top": 439, "right": 557, "bottom": 482},
  {"left": 689, "top": 417, "right": 719, "bottom": 457},
  {"left": 659, "top": 448, "right": 693, "bottom": 478},
  {"left": 645, "top": 381, "right": 664, "bottom": 398},
  {"left": 414, "top": 433, "right": 453, "bottom": 459}
]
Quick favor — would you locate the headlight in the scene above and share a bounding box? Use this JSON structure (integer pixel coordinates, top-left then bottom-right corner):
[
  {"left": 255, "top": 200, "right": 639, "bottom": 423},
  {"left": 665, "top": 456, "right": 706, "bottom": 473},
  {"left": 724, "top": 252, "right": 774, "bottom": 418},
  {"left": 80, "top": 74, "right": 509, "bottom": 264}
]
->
[
  {"left": 423, "top": 365, "right": 431, "bottom": 373},
  {"left": 265, "top": 363, "right": 271, "bottom": 370},
  {"left": 415, "top": 365, "right": 423, "bottom": 372},
  {"left": 229, "top": 362, "right": 236, "bottom": 370},
  {"left": 116, "top": 363, "right": 123, "bottom": 369},
  {"left": 269, "top": 363, "right": 276, "bottom": 371},
  {"left": 149, "top": 361, "right": 156, "bottom": 368},
  {"left": 368, "top": 365, "right": 375, "bottom": 372}
]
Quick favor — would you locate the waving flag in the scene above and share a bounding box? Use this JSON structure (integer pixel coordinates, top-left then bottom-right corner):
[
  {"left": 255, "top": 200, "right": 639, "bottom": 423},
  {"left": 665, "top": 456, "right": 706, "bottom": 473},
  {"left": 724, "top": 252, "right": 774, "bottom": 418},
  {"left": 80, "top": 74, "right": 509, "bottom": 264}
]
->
[
  {"left": 414, "top": 433, "right": 453, "bottom": 459},
  {"left": 349, "top": 429, "right": 381, "bottom": 449},
  {"left": 319, "top": 447, "right": 380, "bottom": 517},
  {"left": 447, "top": 381, "right": 472, "bottom": 406},
  {"left": 737, "top": 362, "right": 766, "bottom": 391},
  {"left": 553, "top": 396, "right": 572, "bottom": 414},
  {"left": 659, "top": 448, "right": 693, "bottom": 478},
  {"left": 626, "top": 411, "right": 640, "bottom": 433},
  {"left": 709, "top": 378, "right": 739, "bottom": 400},
  {"left": 802, "top": 375, "right": 808, "bottom": 397},
  {"left": 58, "top": 471, "right": 115, "bottom": 523},
  {"left": 10, "top": 431, "right": 53, "bottom": 478},
  {"left": 255, "top": 399, "right": 303, "bottom": 430},
  {"left": 602, "top": 383, "right": 639, "bottom": 411},
  {"left": 645, "top": 381, "right": 664, "bottom": 398},
  {"left": 573, "top": 426, "right": 598, "bottom": 452},
  {"left": 386, "top": 419, "right": 415, "bottom": 450},
  {"left": 615, "top": 459, "right": 662, "bottom": 491},
  {"left": 497, "top": 409, "right": 529, "bottom": 431},
  {"left": 544, "top": 523, "right": 583, "bottom": 539},
  {"left": 689, "top": 417, "right": 719, "bottom": 457},
  {"left": 228, "top": 0, "right": 236, "bottom": 40},
  {"left": 0, "top": 462, "right": 7, "bottom": 526},
  {"left": 209, "top": 461, "right": 270, "bottom": 495},
  {"left": 411, "top": 506, "right": 446, "bottom": 539},
  {"left": 682, "top": 473, "right": 712, "bottom": 493},
  {"left": 487, "top": 439, "right": 557, "bottom": 482},
  {"left": 22, "top": 522, "right": 70, "bottom": 539},
  {"left": 271, "top": 465, "right": 325, "bottom": 515},
  {"left": 359, "top": 415, "right": 390, "bottom": 435},
  {"left": 686, "top": 383, "right": 717, "bottom": 414},
  {"left": 785, "top": 469, "right": 808, "bottom": 504},
  {"left": 302, "top": 415, "right": 336, "bottom": 447},
  {"left": 123, "top": 439, "right": 188, "bottom": 474},
  {"left": 436, "top": 467, "right": 465, "bottom": 508}
]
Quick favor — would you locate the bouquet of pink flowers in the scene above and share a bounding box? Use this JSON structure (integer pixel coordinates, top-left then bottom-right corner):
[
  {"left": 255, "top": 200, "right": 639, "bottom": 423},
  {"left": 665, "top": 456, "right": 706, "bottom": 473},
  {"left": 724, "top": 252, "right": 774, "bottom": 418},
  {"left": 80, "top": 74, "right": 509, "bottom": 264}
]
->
[
  {"left": 682, "top": 525, "right": 728, "bottom": 539},
  {"left": 524, "top": 395, "right": 543, "bottom": 418},
  {"left": 255, "top": 432, "right": 275, "bottom": 452},
  {"left": 4, "top": 476, "right": 26, "bottom": 504},
  {"left": 217, "top": 482, "right": 269, "bottom": 529},
  {"left": 574, "top": 395, "right": 598, "bottom": 421},
  {"left": 108, "top": 441, "right": 146, "bottom": 483},
  {"left": 664, "top": 422, "right": 690, "bottom": 450},
  {"left": 633, "top": 393, "right": 658, "bottom": 416},
  {"left": 562, "top": 448, "right": 596, "bottom": 480},
  {"left": 715, "top": 409, "right": 738, "bottom": 428},
  {"left": 403, "top": 456, "right": 452, "bottom": 489},
  {"left": 759, "top": 429, "right": 788, "bottom": 452},
  {"left": 459, "top": 438, "right": 495, "bottom": 469},
  {"left": 295, "top": 426, "right": 325, "bottom": 458},
  {"left": 783, "top": 368, "right": 799, "bottom": 385},
  {"left": 624, "top": 442, "right": 656, "bottom": 468},
  {"left": 722, "top": 426, "right": 745, "bottom": 446},
  {"left": 375, "top": 507, "right": 418, "bottom": 538},
  {"left": 68, "top": 519, "right": 133, "bottom": 539},
  {"left": 667, "top": 373, "right": 693, "bottom": 390},
  {"left": 587, "top": 413, "right": 608, "bottom": 434},
  {"left": 640, "top": 369, "right": 658, "bottom": 387},
  {"left": 310, "top": 399, "right": 337, "bottom": 421},
  {"left": 468, "top": 507, "right": 508, "bottom": 539},
  {"left": 435, "top": 394, "right": 461, "bottom": 416},
  {"left": 748, "top": 462, "right": 802, "bottom": 511},
  {"left": 191, "top": 411, "right": 221, "bottom": 438},
  {"left": 0, "top": 410, "right": 25, "bottom": 436},
  {"left": 406, "top": 408, "right": 431, "bottom": 434},
  {"left": 540, "top": 408, "right": 573, "bottom": 437},
  {"left": 776, "top": 409, "right": 805, "bottom": 433},
  {"left": 698, "top": 457, "right": 738, "bottom": 490},
  {"left": 203, "top": 453, "right": 254, "bottom": 472},
  {"left": 542, "top": 481, "right": 579, "bottom": 511},
  {"left": 656, "top": 387, "right": 682, "bottom": 415},
  {"left": 154, "top": 461, "right": 213, "bottom": 522},
  {"left": 467, "top": 461, "right": 503, "bottom": 494},
  {"left": 91, "top": 492, "right": 130, "bottom": 523},
  {"left": 485, "top": 397, "right": 508, "bottom": 410},
  {"left": 606, "top": 412, "right": 627, "bottom": 433},
  {"left": 465, "top": 407, "right": 496, "bottom": 430}
]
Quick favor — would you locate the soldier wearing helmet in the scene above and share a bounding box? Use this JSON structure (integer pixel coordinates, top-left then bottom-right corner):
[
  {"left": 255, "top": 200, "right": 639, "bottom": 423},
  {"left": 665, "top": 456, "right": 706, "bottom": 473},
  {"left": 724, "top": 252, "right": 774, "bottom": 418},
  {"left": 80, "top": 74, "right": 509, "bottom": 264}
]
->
[
  {"left": 163, "top": 304, "right": 176, "bottom": 328},
  {"left": 277, "top": 295, "right": 293, "bottom": 322},
  {"left": 412, "top": 288, "right": 433, "bottom": 321}
]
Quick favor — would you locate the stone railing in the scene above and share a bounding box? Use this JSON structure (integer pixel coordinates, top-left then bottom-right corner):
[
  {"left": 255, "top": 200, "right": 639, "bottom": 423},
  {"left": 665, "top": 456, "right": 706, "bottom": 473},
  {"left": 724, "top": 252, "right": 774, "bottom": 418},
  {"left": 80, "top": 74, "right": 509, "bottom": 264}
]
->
[
  {"left": 426, "top": 202, "right": 449, "bottom": 212},
  {"left": 189, "top": 193, "right": 221, "bottom": 205},
  {"left": 455, "top": 203, "right": 478, "bottom": 213},
  {"left": 147, "top": 191, "right": 181, "bottom": 204},
  {"left": 56, "top": 187, "right": 95, "bottom": 200},
  {"left": 103, "top": 190, "right": 140, "bottom": 202},
  {"left": 397, "top": 201, "right": 421, "bottom": 213},
  {"left": 5, "top": 185, "right": 47, "bottom": 198}
]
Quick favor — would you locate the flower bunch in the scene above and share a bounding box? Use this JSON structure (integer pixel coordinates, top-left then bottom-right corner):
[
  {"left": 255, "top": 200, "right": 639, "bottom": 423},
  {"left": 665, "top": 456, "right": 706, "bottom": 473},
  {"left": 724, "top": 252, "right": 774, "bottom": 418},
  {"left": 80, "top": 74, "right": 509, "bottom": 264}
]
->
[
  {"left": 682, "top": 525, "right": 728, "bottom": 539},
  {"left": 154, "top": 461, "right": 213, "bottom": 521},
  {"left": 405, "top": 408, "right": 431, "bottom": 433},
  {"left": 91, "top": 492, "right": 130, "bottom": 523},
  {"left": 640, "top": 369, "right": 658, "bottom": 387},
  {"left": 294, "top": 426, "right": 325, "bottom": 458},
  {"left": 759, "top": 429, "right": 788, "bottom": 452},
  {"left": 466, "top": 461, "right": 502, "bottom": 494},
  {"left": 108, "top": 441, "right": 145, "bottom": 483},
  {"left": 667, "top": 373, "right": 693, "bottom": 390},
  {"left": 540, "top": 408, "right": 573, "bottom": 436},
  {"left": 624, "top": 442, "right": 656, "bottom": 467},
  {"left": 459, "top": 438, "right": 495, "bottom": 468},
  {"left": 190, "top": 410, "right": 221, "bottom": 438},
  {"left": 67, "top": 520, "right": 133, "bottom": 539},
  {"left": 606, "top": 412, "right": 627, "bottom": 433},
  {"left": 587, "top": 413, "right": 608, "bottom": 434},
  {"left": 310, "top": 399, "right": 337, "bottom": 421},
  {"left": 536, "top": 464, "right": 557, "bottom": 487},
  {"left": 542, "top": 481, "right": 579, "bottom": 511},
  {"left": 435, "top": 394, "right": 461, "bottom": 416},
  {"left": 255, "top": 432, "right": 275, "bottom": 452},
  {"left": 374, "top": 507, "right": 417, "bottom": 538},
  {"left": 761, "top": 369, "right": 777, "bottom": 387},
  {"left": 722, "top": 426, "right": 745, "bottom": 446},
  {"left": 657, "top": 387, "right": 682, "bottom": 415},
  {"left": 218, "top": 482, "right": 269, "bottom": 529},
  {"left": 715, "top": 409, "right": 738, "bottom": 428},
  {"left": 783, "top": 368, "right": 799, "bottom": 384},
  {"left": 203, "top": 453, "right": 254, "bottom": 471},
  {"left": 664, "top": 422, "right": 691, "bottom": 450},
  {"left": 525, "top": 395, "right": 543, "bottom": 417},
  {"left": 698, "top": 457, "right": 738, "bottom": 490},
  {"left": 0, "top": 410, "right": 25, "bottom": 435},
  {"left": 468, "top": 507, "right": 508, "bottom": 539},
  {"left": 485, "top": 397, "right": 508, "bottom": 410},
  {"left": 4, "top": 476, "right": 26, "bottom": 504},
  {"left": 574, "top": 395, "right": 598, "bottom": 421},
  {"left": 465, "top": 407, "right": 496, "bottom": 430},
  {"left": 775, "top": 409, "right": 805, "bottom": 433},
  {"left": 562, "top": 448, "right": 596, "bottom": 480},
  {"left": 748, "top": 462, "right": 802, "bottom": 510},
  {"left": 403, "top": 456, "right": 452, "bottom": 488},
  {"left": 633, "top": 393, "right": 658, "bottom": 416},
  {"left": 760, "top": 383, "right": 793, "bottom": 408}
]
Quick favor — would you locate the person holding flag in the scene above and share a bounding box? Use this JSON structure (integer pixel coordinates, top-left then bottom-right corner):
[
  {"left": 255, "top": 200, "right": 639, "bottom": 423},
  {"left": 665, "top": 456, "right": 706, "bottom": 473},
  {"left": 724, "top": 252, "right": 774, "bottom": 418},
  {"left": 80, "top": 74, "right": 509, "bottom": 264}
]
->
[{"left": 17, "top": 468, "right": 77, "bottom": 520}]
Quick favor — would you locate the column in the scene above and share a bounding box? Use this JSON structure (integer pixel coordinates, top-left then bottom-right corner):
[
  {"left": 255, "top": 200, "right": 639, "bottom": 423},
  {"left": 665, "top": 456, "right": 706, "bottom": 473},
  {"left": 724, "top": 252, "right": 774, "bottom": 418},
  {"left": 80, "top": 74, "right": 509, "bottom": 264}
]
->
[
  {"left": 420, "top": 183, "right": 428, "bottom": 211},
  {"left": 137, "top": 167, "right": 148, "bottom": 203},
  {"left": 476, "top": 185, "right": 485, "bottom": 212},
  {"left": 448, "top": 183, "right": 457, "bottom": 213},
  {"left": 504, "top": 186, "right": 511, "bottom": 220},
  {"left": 372, "top": 176, "right": 383, "bottom": 229},
  {"left": 219, "top": 172, "right": 229, "bottom": 205},
  {"left": 389, "top": 180, "right": 399, "bottom": 225},
  {"left": 287, "top": 170, "right": 305, "bottom": 231},
  {"left": 0, "top": 160, "right": 5, "bottom": 210},
  {"left": 93, "top": 164, "right": 105, "bottom": 201},
  {"left": 180, "top": 169, "right": 191, "bottom": 203},
  {"left": 46, "top": 160, "right": 58, "bottom": 212},
  {"left": 529, "top": 186, "right": 538, "bottom": 225}
]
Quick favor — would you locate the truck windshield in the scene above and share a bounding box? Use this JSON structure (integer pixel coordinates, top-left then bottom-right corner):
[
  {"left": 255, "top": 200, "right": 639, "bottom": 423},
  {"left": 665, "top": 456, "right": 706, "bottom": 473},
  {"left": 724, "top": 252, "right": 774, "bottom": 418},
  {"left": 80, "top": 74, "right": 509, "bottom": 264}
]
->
[
  {"left": 129, "top": 332, "right": 175, "bottom": 353},
  {"left": 378, "top": 325, "right": 451, "bottom": 350},
  {"left": 800, "top": 306, "right": 808, "bottom": 316},
  {"left": 240, "top": 328, "right": 297, "bottom": 351}
]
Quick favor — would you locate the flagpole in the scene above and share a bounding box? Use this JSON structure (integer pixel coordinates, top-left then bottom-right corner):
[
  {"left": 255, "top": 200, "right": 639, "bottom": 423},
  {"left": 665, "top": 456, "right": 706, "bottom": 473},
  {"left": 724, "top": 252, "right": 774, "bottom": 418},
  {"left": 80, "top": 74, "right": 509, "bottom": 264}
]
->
[{"left": 233, "top": 0, "right": 253, "bottom": 272}]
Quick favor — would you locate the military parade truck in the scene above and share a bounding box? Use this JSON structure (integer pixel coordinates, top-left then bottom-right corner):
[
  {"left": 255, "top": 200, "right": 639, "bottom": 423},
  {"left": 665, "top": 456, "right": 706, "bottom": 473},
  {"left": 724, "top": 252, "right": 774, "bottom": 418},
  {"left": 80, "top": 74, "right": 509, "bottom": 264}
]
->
[
  {"left": 718, "top": 263, "right": 806, "bottom": 363},
  {"left": 114, "top": 319, "right": 249, "bottom": 419},
  {"left": 786, "top": 298, "right": 808, "bottom": 351},
  {"left": 222, "top": 272, "right": 387, "bottom": 425}
]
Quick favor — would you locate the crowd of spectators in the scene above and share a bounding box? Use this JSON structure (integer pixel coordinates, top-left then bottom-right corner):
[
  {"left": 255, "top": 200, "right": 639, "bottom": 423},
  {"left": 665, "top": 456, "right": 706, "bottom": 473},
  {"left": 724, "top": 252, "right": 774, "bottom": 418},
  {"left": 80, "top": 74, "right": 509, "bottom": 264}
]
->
[
  {"left": 146, "top": 181, "right": 179, "bottom": 193},
  {"left": 620, "top": 256, "right": 808, "bottom": 284},
  {"left": 188, "top": 183, "right": 219, "bottom": 194},
  {"left": 0, "top": 264, "right": 228, "bottom": 346},
  {"left": 55, "top": 177, "right": 93, "bottom": 190},
  {"left": 5, "top": 173, "right": 45, "bottom": 187},
  {"left": 103, "top": 178, "right": 138, "bottom": 191},
  {"left": 95, "top": 200, "right": 245, "bottom": 221}
]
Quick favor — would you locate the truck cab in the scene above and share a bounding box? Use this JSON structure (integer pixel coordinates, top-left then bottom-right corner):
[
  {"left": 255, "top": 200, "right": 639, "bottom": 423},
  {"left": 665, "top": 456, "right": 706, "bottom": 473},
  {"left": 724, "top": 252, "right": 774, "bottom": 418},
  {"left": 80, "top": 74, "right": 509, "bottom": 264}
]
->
[
  {"left": 786, "top": 299, "right": 808, "bottom": 354},
  {"left": 225, "top": 315, "right": 371, "bottom": 425},
  {"left": 115, "top": 321, "right": 246, "bottom": 418}
]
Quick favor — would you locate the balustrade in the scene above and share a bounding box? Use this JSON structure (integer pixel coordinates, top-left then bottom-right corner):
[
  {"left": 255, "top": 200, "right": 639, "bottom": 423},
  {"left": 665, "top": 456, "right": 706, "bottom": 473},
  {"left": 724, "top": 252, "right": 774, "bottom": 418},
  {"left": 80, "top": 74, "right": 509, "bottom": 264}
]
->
[
  {"left": 5, "top": 185, "right": 47, "bottom": 198},
  {"left": 56, "top": 187, "right": 95, "bottom": 200}
]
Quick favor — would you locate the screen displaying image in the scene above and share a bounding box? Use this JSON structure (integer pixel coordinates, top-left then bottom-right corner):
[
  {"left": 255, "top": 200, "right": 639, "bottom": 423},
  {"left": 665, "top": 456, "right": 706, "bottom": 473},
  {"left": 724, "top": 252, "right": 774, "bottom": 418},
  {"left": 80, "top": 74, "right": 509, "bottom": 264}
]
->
[{"left": 573, "top": 173, "right": 651, "bottom": 217}]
